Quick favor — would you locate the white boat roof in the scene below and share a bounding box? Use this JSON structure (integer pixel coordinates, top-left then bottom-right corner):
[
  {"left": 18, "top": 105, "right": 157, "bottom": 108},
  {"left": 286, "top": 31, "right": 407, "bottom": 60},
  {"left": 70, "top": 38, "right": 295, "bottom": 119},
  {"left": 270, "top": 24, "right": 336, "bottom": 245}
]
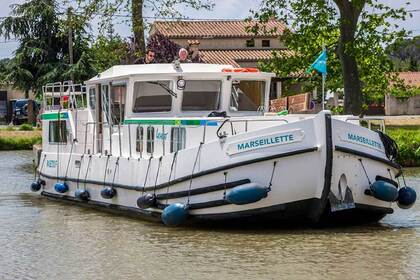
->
[{"left": 87, "top": 63, "right": 275, "bottom": 83}]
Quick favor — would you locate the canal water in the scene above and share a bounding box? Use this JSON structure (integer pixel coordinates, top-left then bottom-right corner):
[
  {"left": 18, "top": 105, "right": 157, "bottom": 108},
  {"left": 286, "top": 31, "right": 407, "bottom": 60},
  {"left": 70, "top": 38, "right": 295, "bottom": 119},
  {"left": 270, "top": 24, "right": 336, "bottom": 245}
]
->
[{"left": 0, "top": 150, "right": 419, "bottom": 280}]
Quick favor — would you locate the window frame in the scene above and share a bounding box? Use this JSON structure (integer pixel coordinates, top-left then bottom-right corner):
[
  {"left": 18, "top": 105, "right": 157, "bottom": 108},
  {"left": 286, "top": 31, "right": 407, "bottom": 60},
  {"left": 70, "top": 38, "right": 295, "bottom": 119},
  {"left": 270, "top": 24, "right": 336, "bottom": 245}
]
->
[
  {"left": 246, "top": 39, "right": 255, "bottom": 48},
  {"left": 262, "top": 39, "right": 271, "bottom": 48},
  {"left": 180, "top": 79, "right": 222, "bottom": 112},
  {"left": 132, "top": 80, "right": 175, "bottom": 114},
  {"left": 229, "top": 79, "right": 267, "bottom": 112},
  {"left": 48, "top": 120, "right": 68, "bottom": 144},
  {"left": 136, "top": 125, "right": 144, "bottom": 155},
  {"left": 170, "top": 127, "right": 186, "bottom": 153},
  {"left": 146, "top": 126, "right": 154, "bottom": 155},
  {"left": 110, "top": 83, "right": 127, "bottom": 124}
]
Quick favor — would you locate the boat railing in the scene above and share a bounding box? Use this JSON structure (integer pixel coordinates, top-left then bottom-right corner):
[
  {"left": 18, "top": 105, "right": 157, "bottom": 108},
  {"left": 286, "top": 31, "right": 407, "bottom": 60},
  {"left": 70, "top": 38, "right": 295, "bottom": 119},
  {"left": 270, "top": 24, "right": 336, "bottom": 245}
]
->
[
  {"left": 217, "top": 117, "right": 289, "bottom": 138},
  {"left": 82, "top": 117, "right": 289, "bottom": 158},
  {"left": 42, "top": 81, "right": 87, "bottom": 111},
  {"left": 345, "top": 117, "right": 386, "bottom": 132}
]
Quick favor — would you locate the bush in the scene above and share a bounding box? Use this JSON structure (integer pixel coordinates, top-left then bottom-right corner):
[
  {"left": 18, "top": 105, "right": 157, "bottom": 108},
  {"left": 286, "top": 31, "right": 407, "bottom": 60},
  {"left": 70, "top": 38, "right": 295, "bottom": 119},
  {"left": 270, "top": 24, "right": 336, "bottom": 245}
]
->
[
  {"left": 0, "top": 136, "right": 41, "bottom": 150},
  {"left": 19, "top": 124, "right": 34, "bottom": 131},
  {"left": 387, "top": 126, "right": 420, "bottom": 167}
]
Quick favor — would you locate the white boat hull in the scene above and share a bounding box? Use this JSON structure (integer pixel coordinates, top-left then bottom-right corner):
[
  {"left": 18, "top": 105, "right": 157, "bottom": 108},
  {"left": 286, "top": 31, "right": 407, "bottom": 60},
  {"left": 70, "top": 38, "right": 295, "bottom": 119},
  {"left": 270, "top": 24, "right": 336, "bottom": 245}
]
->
[{"left": 36, "top": 112, "right": 399, "bottom": 225}]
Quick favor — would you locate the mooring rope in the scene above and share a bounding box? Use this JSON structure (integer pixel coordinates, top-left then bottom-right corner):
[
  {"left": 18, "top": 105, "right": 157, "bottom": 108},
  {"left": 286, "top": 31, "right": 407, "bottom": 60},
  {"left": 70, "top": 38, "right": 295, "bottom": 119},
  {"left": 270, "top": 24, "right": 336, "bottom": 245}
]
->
[
  {"left": 223, "top": 171, "right": 228, "bottom": 198},
  {"left": 102, "top": 155, "right": 111, "bottom": 186},
  {"left": 111, "top": 157, "right": 120, "bottom": 188},
  {"left": 64, "top": 139, "right": 75, "bottom": 182},
  {"left": 83, "top": 155, "right": 93, "bottom": 190},
  {"left": 35, "top": 154, "right": 47, "bottom": 181},
  {"left": 142, "top": 156, "right": 153, "bottom": 194},
  {"left": 165, "top": 151, "right": 178, "bottom": 205},
  {"left": 268, "top": 161, "right": 278, "bottom": 191},
  {"left": 358, "top": 158, "right": 372, "bottom": 185},
  {"left": 153, "top": 156, "right": 163, "bottom": 197},
  {"left": 76, "top": 154, "right": 84, "bottom": 189},
  {"left": 187, "top": 142, "right": 203, "bottom": 205}
]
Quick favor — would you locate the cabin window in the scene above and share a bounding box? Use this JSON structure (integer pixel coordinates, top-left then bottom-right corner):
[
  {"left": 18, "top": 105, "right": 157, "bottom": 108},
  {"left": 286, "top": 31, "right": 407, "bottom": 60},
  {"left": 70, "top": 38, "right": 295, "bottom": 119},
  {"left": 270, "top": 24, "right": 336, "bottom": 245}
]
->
[
  {"left": 146, "top": 126, "right": 154, "bottom": 154},
  {"left": 171, "top": 127, "right": 186, "bottom": 153},
  {"left": 136, "top": 126, "right": 144, "bottom": 153},
  {"left": 230, "top": 80, "right": 266, "bottom": 111},
  {"left": 88, "top": 88, "right": 96, "bottom": 110},
  {"left": 111, "top": 84, "right": 126, "bottom": 124},
  {"left": 182, "top": 80, "right": 221, "bottom": 111},
  {"left": 49, "top": 120, "right": 67, "bottom": 143},
  {"left": 133, "top": 81, "right": 172, "bottom": 112}
]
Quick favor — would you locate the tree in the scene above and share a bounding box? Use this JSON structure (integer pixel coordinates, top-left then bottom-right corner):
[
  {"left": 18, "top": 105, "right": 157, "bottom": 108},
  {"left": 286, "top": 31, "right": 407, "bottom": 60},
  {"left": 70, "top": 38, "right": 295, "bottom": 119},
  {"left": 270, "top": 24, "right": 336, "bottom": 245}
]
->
[
  {"left": 96, "top": 0, "right": 214, "bottom": 56},
  {"left": 387, "top": 36, "right": 420, "bottom": 71},
  {"left": 253, "top": 0, "right": 411, "bottom": 115},
  {"left": 0, "top": 0, "right": 97, "bottom": 98},
  {"left": 90, "top": 35, "right": 129, "bottom": 72},
  {"left": 146, "top": 33, "right": 181, "bottom": 63}
]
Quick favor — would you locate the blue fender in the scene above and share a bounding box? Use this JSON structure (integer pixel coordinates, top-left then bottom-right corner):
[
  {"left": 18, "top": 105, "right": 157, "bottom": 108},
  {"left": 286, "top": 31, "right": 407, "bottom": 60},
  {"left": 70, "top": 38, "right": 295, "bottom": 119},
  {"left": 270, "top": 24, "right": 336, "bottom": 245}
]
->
[
  {"left": 397, "top": 186, "right": 416, "bottom": 209},
  {"left": 30, "top": 181, "right": 42, "bottom": 192},
  {"left": 75, "top": 189, "right": 90, "bottom": 201},
  {"left": 137, "top": 193, "right": 156, "bottom": 209},
  {"left": 370, "top": 180, "right": 398, "bottom": 202},
  {"left": 100, "top": 187, "right": 117, "bottom": 199},
  {"left": 54, "top": 182, "right": 69, "bottom": 193},
  {"left": 225, "top": 183, "right": 269, "bottom": 205},
  {"left": 161, "top": 203, "right": 189, "bottom": 226}
]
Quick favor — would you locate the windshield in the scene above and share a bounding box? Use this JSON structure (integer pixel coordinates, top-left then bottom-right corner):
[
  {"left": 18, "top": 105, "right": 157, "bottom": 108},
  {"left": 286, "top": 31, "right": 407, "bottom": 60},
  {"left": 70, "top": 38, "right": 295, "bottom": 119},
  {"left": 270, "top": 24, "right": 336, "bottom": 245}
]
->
[
  {"left": 182, "top": 80, "right": 221, "bottom": 111},
  {"left": 132, "top": 81, "right": 173, "bottom": 112},
  {"left": 15, "top": 100, "right": 28, "bottom": 108}
]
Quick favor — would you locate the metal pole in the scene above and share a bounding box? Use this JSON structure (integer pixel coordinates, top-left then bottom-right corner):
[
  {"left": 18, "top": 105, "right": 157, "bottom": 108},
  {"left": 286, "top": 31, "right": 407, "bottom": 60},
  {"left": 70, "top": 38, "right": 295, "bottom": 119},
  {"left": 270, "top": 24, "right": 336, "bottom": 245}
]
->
[
  {"left": 67, "top": 7, "right": 74, "bottom": 83},
  {"left": 322, "top": 73, "right": 325, "bottom": 110},
  {"left": 128, "top": 124, "right": 132, "bottom": 158}
]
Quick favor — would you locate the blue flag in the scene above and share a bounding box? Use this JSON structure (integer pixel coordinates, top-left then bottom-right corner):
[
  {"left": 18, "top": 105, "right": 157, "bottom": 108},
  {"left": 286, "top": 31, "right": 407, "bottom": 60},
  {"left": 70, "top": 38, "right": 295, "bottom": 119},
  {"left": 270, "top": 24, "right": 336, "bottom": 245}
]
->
[{"left": 307, "top": 49, "right": 327, "bottom": 75}]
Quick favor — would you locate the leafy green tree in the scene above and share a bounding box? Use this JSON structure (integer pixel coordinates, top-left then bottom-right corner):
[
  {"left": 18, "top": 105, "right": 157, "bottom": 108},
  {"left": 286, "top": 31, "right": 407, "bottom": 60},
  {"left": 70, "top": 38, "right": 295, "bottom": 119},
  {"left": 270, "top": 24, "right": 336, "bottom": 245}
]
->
[
  {"left": 0, "top": 0, "right": 97, "bottom": 98},
  {"left": 253, "top": 0, "right": 411, "bottom": 114},
  {"left": 93, "top": 0, "right": 214, "bottom": 57},
  {"left": 387, "top": 36, "right": 420, "bottom": 71},
  {"left": 89, "top": 35, "right": 128, "bottom": 72}
]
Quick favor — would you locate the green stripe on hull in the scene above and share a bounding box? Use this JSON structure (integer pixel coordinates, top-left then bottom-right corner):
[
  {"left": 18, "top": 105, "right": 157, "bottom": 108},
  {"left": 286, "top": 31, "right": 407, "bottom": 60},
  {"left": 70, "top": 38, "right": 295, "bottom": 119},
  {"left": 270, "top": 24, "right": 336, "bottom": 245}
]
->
[
  {"left": 123, "top": 119, "right": 218, "bottom": 126},
  {"left": 41, "top": 112, "right": 69, "bottom": 120},
  {"left": 124, "top": 119, "right": 177, "bottom": 125}
]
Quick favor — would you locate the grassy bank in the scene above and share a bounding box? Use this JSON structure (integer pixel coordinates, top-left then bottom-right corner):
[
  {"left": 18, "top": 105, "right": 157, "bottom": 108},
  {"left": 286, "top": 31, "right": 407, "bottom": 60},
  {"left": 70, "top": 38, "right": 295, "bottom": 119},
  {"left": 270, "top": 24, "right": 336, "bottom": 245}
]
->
[
  {"left": 0, "top": 125, "right": 42, "bottom": 150},
  {"left": 387, "top": 126, "right": 420, "bottom": 167}
]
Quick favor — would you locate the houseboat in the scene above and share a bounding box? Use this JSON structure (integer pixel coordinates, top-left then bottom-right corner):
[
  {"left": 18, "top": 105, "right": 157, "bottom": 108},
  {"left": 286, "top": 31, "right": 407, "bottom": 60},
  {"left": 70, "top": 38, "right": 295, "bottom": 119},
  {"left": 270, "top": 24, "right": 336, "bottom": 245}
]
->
[{"left": 31, "top": 63, "right": 416, "bottom": 226}]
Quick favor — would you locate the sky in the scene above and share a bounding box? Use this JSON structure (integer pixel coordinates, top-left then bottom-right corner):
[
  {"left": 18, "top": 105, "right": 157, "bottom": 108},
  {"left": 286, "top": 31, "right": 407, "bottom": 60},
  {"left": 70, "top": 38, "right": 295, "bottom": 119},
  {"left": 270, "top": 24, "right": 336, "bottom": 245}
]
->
[{"left": 0, "top": 0, "right": 419, "bottom": 59}]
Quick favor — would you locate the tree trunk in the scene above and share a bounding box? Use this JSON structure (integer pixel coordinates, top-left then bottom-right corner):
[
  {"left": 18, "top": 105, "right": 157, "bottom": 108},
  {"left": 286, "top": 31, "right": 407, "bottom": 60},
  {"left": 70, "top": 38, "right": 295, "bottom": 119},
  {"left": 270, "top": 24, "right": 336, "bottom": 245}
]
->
[
  {"left": 132, "top": 0, "right": 146, "bottom": 55},
  {"left": 334, "top": 0, "right": 365, "bottom": 116}
]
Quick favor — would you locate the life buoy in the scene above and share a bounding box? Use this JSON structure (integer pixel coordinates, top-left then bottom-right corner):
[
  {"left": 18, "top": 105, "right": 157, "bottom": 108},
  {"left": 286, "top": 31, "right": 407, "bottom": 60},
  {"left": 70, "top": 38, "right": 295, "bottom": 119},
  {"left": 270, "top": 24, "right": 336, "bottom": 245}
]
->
[{"left": 222, "top": 68, "right": 260, "bottom": 73}]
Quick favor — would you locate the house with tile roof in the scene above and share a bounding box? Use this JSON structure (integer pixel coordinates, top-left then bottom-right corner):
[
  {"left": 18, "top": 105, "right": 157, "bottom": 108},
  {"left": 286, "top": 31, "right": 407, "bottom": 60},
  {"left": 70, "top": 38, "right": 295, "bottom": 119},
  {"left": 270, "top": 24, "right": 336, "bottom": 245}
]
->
[
  {"left": 149, "top": 20, "right": 293, "bottom": 68},
  {"left": 385, "top": 71, "right": 420, "bottom": 115}
]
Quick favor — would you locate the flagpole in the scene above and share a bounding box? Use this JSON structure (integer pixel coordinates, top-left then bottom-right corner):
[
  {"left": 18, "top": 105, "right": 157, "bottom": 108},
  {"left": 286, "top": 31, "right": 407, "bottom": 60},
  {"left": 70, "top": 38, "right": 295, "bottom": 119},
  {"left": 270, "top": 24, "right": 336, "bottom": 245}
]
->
[
  {"left": 322, "top": 73, "right": 325, "bottom": 110},
  {"left": 322, "top": 44, "right": 326, "bottom": 111}
]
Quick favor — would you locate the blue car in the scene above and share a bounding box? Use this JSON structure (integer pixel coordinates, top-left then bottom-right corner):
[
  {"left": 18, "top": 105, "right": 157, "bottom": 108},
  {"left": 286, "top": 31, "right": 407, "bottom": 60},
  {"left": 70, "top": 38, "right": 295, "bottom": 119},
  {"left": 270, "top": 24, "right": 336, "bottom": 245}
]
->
[{"left": 12, "top": 99, "right": 40, "bottom": 125}]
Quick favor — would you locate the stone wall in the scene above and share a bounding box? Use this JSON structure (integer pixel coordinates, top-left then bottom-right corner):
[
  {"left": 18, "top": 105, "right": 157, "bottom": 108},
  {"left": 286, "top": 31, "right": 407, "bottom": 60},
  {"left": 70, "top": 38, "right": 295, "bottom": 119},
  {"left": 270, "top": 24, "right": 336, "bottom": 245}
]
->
[{"left": 385, "top": 94, "right": 420, "bottom": 116}]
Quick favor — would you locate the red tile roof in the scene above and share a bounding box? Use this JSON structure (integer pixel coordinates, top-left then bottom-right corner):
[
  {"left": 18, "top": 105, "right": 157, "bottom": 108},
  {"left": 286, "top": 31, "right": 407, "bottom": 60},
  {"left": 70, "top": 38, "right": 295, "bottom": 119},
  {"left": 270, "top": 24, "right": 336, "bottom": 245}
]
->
[
  {"left": 152, "top": 20, "right": 287, "bottom": 38},
  {"left": 200, "top": 49, "right": 293, "bottom": 67},
  {"left": 396, "top": 72, "right": 420, "bottom": 87}
]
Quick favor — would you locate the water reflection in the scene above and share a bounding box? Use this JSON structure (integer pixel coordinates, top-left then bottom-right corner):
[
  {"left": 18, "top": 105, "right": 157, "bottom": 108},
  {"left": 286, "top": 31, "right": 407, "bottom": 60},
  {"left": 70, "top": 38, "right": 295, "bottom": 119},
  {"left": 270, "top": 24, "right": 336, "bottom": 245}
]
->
[{"left": 0, "top": 151, "right": 419, "bottom": 280}]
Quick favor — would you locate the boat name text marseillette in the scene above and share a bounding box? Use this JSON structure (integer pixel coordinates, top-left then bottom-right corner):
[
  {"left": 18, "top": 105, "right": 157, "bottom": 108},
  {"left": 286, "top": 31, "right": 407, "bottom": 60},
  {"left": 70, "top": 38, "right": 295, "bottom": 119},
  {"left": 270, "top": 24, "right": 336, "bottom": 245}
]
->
[
  {"left": 339, "top": 131, "right": 383, "bottom": 152},
  {"left": 227, "top": 129, "right": 304, "bottom": 155}
]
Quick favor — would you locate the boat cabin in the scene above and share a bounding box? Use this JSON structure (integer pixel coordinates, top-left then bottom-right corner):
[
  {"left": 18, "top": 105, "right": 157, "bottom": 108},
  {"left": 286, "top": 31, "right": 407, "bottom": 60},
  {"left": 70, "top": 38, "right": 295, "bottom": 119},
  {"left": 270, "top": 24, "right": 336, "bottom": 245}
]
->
[{"left": 41, "top": 63, "right": 275, "bottom": 158}]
